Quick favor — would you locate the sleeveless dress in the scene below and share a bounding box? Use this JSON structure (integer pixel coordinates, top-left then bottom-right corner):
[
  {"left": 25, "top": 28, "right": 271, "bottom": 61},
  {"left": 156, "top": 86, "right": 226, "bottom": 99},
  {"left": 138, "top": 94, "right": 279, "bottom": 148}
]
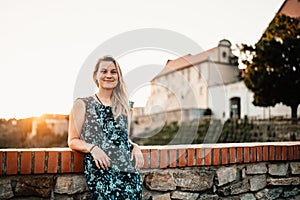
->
[{"left": 79, "top": 96, "right": 142, "bottom": 200}]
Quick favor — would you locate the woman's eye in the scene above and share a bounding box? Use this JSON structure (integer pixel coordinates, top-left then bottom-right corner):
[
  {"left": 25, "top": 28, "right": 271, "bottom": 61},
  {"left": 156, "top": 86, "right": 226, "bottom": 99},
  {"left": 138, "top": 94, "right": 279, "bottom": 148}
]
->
[{"left": 111, "top": 71, "right": 117, "bottom": 74}]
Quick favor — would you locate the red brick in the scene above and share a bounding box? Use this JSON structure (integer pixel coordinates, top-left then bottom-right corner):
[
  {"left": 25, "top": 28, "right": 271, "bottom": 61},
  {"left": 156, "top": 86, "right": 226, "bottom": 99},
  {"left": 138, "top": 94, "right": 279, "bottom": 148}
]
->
[
  {"left": 288, "top": 146, "right": 293, "bottom": 160},
  {"left": 150, "top": 149, "right": 158, "bottom": 168},
  {"left": 257, "top": 146, "right": 263, "bottom": 162},
  {"left": 229, "top": 147, "right": 235, "bottom": 164},
  {"left": 20, "top": 151, "right": 31, "bottom": 174},
  {"left": 160, "top": 149, "right": 168, "bottom": 169},
  {"left": 178, "top": 149, "right": 186, "bottom": 167},
  {"left": 275, "top": 146, "right": 281, "bottom": 160},
  {"left": 263, "top": 146, "right": 269, "bottom": 161},
  {"left": 269, "top": 146, "right": 275, "bottom": 161},
  {"left": 250, "top": 147, "right": 256, "bottom": 162},
  {"left": 244, "top": 147, "right": 250, "bottom": 163},
  {"left": 141, "top": 149, "right": 148, "bottom": 169},
  {"left": 47, "top": 151, "right": 59, "bottom": 173},
  {"left": 34, "top": 151, "right": 45, "bottom": 174},
  {"left": 237, "top": 147, "right": 243, "bottom": 163},
  {"left": 0, "top": 151, "right": 3, "bottom": 175},
  {"left": 61, "top": 151, "right": 71, "bottom": 173},
  {"left": 196, "top": 148, "right": 202, "bottom": 166},
  {"left": 294, "top": 145, "right": 299, "bottom": 160},
  {"left": 222, "top": 148, "right": 228, "bottom": 165},
  {"left": 213, "top": 148, "right": 220, "bottom": 165},
  {"left": 73, "top": 151, "right": 83, "bottom": 172},
  {"left": 204, "top": 148, "right": 212, "bottom": 166},
  {"left": 282, "top": 146, "right": 287, "bottom": 160},
  {"left": 169, "top": 149, "right": 177, "bottom": 168},
  {"left": 187, "top": 148, "right": 195, "bottom": 166},
  {"left": 6, "top": 151, "right": 18, "bottom": 175}
]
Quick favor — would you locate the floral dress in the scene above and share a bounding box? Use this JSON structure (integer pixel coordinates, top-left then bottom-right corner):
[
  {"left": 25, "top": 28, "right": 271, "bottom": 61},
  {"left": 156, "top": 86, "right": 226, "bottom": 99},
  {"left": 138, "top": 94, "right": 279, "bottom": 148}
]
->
[{"left": 79, "top": 96, "right": 142, "bottom": 200}]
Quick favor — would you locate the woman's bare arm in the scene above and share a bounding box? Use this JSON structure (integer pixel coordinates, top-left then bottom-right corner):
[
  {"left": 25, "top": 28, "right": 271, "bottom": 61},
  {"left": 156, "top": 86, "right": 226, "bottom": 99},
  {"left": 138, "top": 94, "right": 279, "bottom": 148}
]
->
[{"left": 68, "top": 99, "right": 94, "bottom": 153}]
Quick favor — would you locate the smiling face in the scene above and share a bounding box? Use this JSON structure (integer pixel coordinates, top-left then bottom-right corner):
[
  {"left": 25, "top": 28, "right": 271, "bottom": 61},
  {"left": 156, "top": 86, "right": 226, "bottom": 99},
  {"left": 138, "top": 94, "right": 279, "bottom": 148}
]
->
[{"left": 97, "top": 60, "right": 119, "bottom": 90}]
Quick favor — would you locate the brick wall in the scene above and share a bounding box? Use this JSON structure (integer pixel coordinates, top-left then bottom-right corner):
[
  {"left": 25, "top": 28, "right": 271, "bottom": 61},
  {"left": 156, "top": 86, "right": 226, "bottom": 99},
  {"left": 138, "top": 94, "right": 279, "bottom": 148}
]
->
[{"left": 0, "top": 142, "right": 299, "bottom": 199}]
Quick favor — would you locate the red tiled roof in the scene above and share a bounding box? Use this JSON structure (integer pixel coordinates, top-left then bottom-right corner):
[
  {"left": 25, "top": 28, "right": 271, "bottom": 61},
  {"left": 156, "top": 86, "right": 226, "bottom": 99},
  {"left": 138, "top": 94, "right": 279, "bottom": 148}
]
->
[
  {"left": 258, "top": 0, "right": 300, "bottom": 42},
  {"left": 154, "top": 47, "right": 218, "bottom": 79},
  {"left": 277, "top": 0, "right": 300, "bottom": 18}
]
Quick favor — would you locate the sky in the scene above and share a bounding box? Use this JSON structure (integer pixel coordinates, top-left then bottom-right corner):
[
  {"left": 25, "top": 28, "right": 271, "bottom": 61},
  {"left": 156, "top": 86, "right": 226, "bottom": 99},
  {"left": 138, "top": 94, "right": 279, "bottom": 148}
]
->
[{"left": 0, "top": 0, "right": 285, "bottom": 119}]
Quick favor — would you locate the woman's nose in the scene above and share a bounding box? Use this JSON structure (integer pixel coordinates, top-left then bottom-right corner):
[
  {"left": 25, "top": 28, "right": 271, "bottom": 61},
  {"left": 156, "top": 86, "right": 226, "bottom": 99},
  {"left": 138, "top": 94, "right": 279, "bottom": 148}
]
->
[{"left": 105, "top": 73, "right": 113, "bottom": 78}]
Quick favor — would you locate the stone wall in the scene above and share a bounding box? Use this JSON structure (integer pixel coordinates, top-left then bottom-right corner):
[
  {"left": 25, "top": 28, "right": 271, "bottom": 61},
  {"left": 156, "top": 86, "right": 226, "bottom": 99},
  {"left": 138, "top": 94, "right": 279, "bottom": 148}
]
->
[
  {"left": 0, "top": 142, "right": 299, "bottom": 199},
  {"left": 132, "top": 118, "right": 300, "bottom": 145}
]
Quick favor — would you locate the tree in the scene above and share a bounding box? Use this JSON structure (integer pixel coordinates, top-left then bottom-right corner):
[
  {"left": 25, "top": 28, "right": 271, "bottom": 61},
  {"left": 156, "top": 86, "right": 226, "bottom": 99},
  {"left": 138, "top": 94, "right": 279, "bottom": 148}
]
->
[{"left": 239, "top": 14, "right": 300, "bottom": 124}]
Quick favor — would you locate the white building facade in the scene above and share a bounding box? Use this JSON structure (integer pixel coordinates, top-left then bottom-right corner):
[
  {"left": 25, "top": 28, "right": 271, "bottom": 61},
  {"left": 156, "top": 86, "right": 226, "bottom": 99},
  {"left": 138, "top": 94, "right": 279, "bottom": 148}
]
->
[
  {"left": 209, "top": 81, "right": 298, "bottom": 120},
  {"left": 145, "top": 39, "right": 239, "bottom": 121},
  {"left": 142, "top": 39, "right": 299, "bottom": 122}
]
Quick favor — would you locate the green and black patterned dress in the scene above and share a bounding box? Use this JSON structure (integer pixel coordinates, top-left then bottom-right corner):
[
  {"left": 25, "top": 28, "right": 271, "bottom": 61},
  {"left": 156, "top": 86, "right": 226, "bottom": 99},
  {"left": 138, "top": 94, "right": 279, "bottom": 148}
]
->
[{"left": 79, "top": 96, "right": 142, "bottom": 200}]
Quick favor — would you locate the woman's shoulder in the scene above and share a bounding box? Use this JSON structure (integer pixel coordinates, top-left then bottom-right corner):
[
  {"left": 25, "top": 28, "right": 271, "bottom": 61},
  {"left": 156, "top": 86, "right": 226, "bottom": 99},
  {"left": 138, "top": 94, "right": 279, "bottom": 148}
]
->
[
  {"left": 74, "top": 96, "right": 93, "bottom": 104},
  {"left": 72, "top": 96, "right": 94, "bottom": 110}
]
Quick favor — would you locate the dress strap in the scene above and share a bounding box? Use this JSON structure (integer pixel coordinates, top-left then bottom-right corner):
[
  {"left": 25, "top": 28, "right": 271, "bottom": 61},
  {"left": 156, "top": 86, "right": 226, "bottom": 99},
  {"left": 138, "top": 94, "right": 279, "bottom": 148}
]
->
[{"left": 94, "top": 94, "right": 103, "bottom": 105}]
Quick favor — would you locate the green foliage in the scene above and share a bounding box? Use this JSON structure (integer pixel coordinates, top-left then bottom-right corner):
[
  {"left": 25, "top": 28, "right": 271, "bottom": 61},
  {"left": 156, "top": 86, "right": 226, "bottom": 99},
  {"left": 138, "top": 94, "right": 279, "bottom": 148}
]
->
[
  {"left": 203, "top": 108, "right": 212, "bottom": 116},
  {"left": 132, "top": 122, "right": 179, "bottom": 145},
  {"left": 132, "top": 117, "right": 300, "bottom": 145},
  {"left": 239, "top": 14, "right": 300, "bottom": 122}
]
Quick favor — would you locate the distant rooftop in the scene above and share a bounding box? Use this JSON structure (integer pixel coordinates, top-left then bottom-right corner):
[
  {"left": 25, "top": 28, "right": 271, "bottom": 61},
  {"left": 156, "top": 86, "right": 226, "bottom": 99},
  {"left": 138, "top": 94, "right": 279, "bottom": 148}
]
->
[
  {"left": 277, "top": 0, "right": 300, "bottom": 18},
  {"left": 154, "top": 47, "right": 218, "bottom": 79}
]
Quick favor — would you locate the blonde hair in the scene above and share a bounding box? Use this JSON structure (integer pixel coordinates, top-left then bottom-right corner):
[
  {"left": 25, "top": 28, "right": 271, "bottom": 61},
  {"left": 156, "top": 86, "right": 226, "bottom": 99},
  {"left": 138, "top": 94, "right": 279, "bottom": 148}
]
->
[{"left": 93, "top": 55, "right": 130, "bottom": 118}]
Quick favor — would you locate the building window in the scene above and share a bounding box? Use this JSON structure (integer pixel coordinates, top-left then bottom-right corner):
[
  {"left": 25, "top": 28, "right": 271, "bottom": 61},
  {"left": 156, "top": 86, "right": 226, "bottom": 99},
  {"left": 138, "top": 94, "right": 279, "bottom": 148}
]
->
[
  {"left": 230, "top": 97, "right": 241, "bottom": 119},
  {"left": 222, "top": 51, "right": 227, "bottom": 58}
]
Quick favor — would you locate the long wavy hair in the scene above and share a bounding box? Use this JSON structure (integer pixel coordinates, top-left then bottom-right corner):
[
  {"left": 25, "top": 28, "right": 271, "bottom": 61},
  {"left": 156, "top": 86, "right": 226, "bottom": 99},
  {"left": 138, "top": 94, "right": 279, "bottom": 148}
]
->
[{"left": 93, "top": 55, "right": 130, "bottom": 118}]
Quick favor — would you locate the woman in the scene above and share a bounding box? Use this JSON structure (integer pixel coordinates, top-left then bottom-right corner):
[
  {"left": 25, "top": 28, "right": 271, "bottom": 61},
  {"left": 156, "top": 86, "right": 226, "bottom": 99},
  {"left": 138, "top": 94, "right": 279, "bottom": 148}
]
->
[{"left": 68, "top": 55, "right": 143, "bottom": 199}]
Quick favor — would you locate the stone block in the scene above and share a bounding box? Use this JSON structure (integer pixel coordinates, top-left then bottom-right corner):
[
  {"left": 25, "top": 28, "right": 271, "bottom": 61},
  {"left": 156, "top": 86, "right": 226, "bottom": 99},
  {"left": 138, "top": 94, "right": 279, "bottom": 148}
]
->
[
  {"left": 246, "top": 163, "right": 267, "bottom": 174},
  {"left": 268, "top": 163, "right": 288, "bottom": 176},
  {"left": 282, "top": 187, "right": 300, "bottom": 198},
  {"left": 173, "top": 169, "right": 214, "bottom": 191},
  {"left": 0, "top": 179, "right": 14, "bottom": 199},
  {"left": 218, "top": 179, "right": 250, "bottom": 196},
  {"left": 239, "top": 193, "right": 256, "bottom": 200},
  {"left": 217, "top": 185, "right": 231, "bottom": 196},
  {"left": 145, "top": 172, "right": 176, "bottom": 191},
  {"left": 249, "top": 175, "right": 267, "bottom": 191},
  {"left": 15, "top": 176, "right": 52, "bottom": 198},
  {"left": 197, "top": 194, "right": 219, "bottom": 200},
  {"left": 152, "top": 193, "right": 170, "bottom": 200},
  {"left": 267, "top": 177, "right": 300, "bottom": 185},
  {"left": 241, "top": 167, "right": 247, "bottom": 179},
  {"left": 142, "top": 187, "right": 152, "bottom": 200},
  {"left": 75, "top": 192, "right": 94, "bottom": 200},
  {"left": 53, "top": 195, "right": 74, "bottom": 200},
  {"left": 290, "top": 162, "right": 300, "bottom": 174},
  {"left": 171, "top": 191, "right": 199, "bottom": 200},
  {"left": 230, "top": 179, "right": 250, "bottom": 195},
  {"left": 255, "top": 188, "right": 283, "bottom": 199},
  {"left": 54, "top": 175, "right": 88, "bottom": 195},
  {"left": 216, "top": 166, "right": 237, "bottom": 186},
  {"left": 218, "top": 197, "right": 240, "bottom": 200}
]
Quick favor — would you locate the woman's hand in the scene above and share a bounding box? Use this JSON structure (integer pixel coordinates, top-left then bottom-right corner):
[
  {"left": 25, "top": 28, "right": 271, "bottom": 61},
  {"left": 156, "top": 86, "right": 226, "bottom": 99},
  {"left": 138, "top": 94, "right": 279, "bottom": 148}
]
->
[
  {"left": 131, "top": 144, "right": 144, "bottom": 170},
  {"left": 90, "top": 146, "right": 111, "bottom": 170}
]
